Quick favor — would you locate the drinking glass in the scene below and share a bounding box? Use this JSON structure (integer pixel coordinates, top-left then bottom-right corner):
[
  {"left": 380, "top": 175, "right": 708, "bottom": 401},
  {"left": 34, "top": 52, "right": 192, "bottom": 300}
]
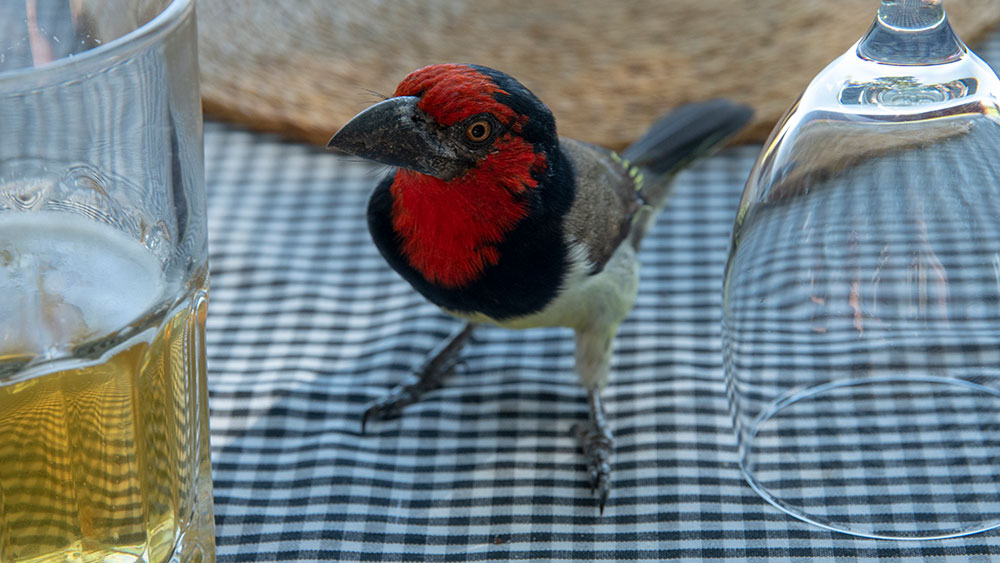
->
[
  {"left": 0, "top": 0, "right": 215, "bottom": 560},
  {"left": 723, "top": 0, "right": 1000, "bottom": 539}
]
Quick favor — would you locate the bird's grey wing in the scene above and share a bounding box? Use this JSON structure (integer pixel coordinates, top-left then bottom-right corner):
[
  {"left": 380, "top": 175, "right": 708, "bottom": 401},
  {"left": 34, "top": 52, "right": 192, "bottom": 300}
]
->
[{"left": 558, "top": 137, "right": 642, "bottom": 274}]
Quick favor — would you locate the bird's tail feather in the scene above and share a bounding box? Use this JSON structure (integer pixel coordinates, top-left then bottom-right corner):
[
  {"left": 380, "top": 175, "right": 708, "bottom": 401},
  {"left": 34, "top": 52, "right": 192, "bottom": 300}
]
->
[
  {"left": 623, "top": 99, "right": 753, "bottom": 210},
  {"left": 622, "top": 99, "right": 752, "bottom": 249}
]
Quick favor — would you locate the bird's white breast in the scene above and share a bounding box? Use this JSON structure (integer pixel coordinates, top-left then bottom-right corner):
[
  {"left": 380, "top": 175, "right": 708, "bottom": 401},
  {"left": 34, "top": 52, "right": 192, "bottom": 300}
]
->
[{"left": 448, "top": 235, "right": 640, "bottom": 333}]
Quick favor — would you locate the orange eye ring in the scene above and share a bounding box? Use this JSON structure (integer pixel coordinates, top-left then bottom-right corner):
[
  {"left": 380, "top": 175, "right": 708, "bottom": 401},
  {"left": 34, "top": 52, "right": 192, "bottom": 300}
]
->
[{"left": 465, "top": 119, "right": 492, "bottom": 143}]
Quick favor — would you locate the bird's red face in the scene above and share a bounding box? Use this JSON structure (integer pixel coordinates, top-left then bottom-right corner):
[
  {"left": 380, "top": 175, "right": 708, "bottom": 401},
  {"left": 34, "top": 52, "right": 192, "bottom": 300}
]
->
[
  {"left": 328, "top": 64, "right": 556, "bottom": 289},
  {"left": 394, "top": 64, "right": 519, "bottom": 130}
]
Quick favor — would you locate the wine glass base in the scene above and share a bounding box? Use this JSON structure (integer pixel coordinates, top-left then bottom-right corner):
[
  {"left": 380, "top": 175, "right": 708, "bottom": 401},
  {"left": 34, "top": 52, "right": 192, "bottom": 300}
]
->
[{"left": 739, "top": 374, "right": 1000, "bottom": 540}]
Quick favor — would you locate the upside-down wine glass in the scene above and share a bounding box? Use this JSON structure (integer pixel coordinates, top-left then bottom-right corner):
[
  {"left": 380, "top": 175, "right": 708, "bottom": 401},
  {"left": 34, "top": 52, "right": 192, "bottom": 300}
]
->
[{"left": 723, "top": 0, "right": 1000, "bottom": 539}]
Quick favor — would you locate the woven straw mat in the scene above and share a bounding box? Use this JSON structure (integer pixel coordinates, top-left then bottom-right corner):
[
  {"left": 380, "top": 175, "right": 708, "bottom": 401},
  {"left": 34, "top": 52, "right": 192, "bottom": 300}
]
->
[{"left": 198, "top": 1, "right": 1000, "bottom": 149}]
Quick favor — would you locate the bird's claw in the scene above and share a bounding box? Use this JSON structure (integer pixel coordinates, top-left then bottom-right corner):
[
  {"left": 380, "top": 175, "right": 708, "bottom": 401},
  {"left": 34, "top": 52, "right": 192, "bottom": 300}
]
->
[
  {"left": 360, "top": 346, "right": 467, "bottom": 434},
  {"left": 573, "top": 420, "right": 614, "bottom": 514},
  {"left": 361, "top": 392, "right": 411, "bottom": 433}
]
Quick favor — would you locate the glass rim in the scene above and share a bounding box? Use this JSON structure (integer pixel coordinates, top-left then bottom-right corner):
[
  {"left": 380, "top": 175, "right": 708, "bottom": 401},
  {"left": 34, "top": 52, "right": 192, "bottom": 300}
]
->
[{"left": 0, "top": 0, "right": 193, "bottom": 86}]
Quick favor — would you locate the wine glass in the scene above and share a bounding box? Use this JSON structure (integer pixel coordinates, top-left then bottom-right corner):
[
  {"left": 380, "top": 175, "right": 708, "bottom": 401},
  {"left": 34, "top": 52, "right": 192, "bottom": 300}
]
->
[{"left": 723, "top": 0, "right": 1000, "bottom": 539}]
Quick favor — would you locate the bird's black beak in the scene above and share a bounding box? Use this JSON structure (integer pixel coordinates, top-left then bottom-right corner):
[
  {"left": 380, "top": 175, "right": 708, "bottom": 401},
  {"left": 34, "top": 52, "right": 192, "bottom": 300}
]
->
[{"left": 326, "top": 96, "right": 467, "bottom": 181}]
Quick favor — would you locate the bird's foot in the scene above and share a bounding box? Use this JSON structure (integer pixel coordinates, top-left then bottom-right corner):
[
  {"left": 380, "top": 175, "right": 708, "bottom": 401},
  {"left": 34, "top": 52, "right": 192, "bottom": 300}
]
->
[
  {"left": 361, "top": 379, "right": 439, "bottom": 433},
  {"left": 361, "top": 322, "right": 475, "bottom": 433},
  {"left": 572, "top": 390, "right": 614, "bottom": 513}
]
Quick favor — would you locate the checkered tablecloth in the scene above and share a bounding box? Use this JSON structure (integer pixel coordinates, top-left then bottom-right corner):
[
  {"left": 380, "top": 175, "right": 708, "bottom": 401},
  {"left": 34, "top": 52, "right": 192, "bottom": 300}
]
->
[{"left": 203, "top": 34, "right": 1000, "bottom": 563}]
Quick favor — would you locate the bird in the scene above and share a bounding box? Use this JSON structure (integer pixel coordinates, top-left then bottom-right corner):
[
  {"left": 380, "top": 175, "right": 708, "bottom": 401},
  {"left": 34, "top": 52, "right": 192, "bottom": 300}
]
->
[{"left": 326, "top": 63, "right": 751, "bottom": 511}]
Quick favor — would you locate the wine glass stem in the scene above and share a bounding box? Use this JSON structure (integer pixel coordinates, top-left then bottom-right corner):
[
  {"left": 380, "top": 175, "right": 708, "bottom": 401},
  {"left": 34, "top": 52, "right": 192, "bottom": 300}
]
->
[
  {"left": 858, "top": 0, "right": 964, "bottom": 65},
  {"left": 879, "top": 0, "right": 944, "bottom": 31}
]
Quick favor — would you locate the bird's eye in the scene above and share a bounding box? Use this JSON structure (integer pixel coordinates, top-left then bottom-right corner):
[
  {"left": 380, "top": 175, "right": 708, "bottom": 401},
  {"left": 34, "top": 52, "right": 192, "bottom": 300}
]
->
[{"left": 465, "top": 119, "right": 493, "bottom": 143}]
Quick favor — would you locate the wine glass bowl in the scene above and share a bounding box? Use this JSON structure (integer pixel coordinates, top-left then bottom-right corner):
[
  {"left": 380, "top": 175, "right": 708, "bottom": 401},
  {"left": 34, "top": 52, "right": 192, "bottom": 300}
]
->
[{"left": 723, "top": 0, "right": 1000, "bottom": 539}]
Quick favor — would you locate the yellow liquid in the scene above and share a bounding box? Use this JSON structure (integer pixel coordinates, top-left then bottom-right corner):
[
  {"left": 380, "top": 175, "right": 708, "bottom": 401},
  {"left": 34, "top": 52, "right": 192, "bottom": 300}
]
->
[{"left": 0, "top": 213, "right": 215, "bottom": 562}]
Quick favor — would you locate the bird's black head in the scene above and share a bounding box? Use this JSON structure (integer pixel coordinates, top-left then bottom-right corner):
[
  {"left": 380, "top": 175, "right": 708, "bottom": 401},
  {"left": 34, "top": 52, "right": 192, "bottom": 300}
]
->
[{"left": 326, "top": 63, "right": 557, "bottom": 181}]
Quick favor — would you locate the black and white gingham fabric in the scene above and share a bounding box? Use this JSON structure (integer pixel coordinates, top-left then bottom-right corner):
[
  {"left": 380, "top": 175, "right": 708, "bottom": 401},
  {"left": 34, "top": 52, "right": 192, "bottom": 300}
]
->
[{"left": 204, "top": 33, "right": 1000, "bottom": 562}]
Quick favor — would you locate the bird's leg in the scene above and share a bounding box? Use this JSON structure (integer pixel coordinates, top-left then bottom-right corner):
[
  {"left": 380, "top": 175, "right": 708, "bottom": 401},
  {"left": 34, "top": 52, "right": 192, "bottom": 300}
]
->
[
  {"left": 573, "top": 390, "right": 614, "bottom": 513},
  {"left": 362, "top": 321, "right": 475, "bottom": 432},
  {"left": 570, "top": 327, "right": 617, "bottom": 513}
]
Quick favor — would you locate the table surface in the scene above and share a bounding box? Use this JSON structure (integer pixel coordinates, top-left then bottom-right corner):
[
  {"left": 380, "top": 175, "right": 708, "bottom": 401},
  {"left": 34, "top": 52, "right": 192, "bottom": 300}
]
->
[{"left": 203, "top": 33, "right": 1000, "bottom": 563}]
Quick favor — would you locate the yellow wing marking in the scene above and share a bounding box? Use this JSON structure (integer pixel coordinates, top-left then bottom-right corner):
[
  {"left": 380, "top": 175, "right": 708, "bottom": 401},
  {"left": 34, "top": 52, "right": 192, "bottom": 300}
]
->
[{"left": 610, "top": 151, "right": 645, "bottom": 192}]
